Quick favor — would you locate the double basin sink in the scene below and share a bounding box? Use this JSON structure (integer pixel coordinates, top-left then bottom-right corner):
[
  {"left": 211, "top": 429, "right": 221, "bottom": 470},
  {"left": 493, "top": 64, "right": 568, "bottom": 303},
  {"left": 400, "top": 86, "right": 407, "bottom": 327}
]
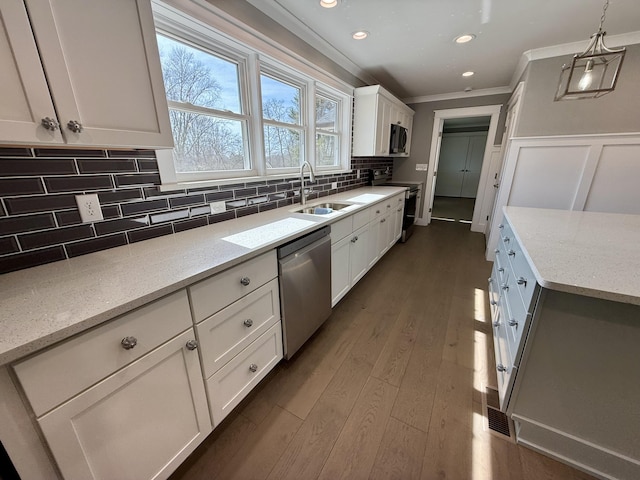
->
[{"left": 291, "top": 202, "right": 352, "bottom": 215}]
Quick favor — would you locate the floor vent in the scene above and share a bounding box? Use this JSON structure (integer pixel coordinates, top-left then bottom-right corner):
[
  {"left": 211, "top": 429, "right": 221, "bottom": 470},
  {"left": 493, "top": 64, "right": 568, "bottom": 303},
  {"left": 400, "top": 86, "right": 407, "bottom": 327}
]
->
[
  {"left": 487, "top": 406, "right": 511, "bottom": 437},
  {"left": 482, "top": 385, "right": 515, "bottom": 442}
]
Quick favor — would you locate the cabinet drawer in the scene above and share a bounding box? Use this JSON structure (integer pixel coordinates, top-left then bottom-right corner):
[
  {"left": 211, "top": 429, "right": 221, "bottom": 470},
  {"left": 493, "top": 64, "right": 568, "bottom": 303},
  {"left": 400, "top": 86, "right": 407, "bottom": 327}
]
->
[
  {"left": 502, "top": 220, "right": 537, "bottom": 308},
  {"left": 197, "top": 279, "right": 280, "bottom": 378},
  {"left": 370, "top": 201, "right": 385, "bottom": 221},
  {"left": 13, "top": 290, "right": 191, "bottom": 417},
  {"left": 190, "top": 250, "right": 277, "bottom": 323},
  {"left": 492, "top": 307, "right": 516, "bottom": 411},
  {"left": 353, "top": 208, "right": 370, "bottom": 231},
  {"left": 331, "top": 216, "right": 353, "bottom": 244},
  {"left": 206, "top": 322, "right": 283, "bottom": 426}
]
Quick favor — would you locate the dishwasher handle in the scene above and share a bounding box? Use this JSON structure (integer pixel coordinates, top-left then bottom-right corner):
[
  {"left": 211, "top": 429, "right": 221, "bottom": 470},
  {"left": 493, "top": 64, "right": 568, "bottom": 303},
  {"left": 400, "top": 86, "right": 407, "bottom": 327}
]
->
[
  {"left": 278, "top": 233, "right": 331, "bottom": 266},
  {"left": 277, "top": 225, "right": 331, "bottom": 259}
]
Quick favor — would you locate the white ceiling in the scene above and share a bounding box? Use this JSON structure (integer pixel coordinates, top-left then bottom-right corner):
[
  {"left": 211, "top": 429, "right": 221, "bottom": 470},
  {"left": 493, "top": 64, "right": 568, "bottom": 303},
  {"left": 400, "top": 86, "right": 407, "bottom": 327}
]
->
[{"left": 246, "top": 0, "right": 640, "bottom": 101}]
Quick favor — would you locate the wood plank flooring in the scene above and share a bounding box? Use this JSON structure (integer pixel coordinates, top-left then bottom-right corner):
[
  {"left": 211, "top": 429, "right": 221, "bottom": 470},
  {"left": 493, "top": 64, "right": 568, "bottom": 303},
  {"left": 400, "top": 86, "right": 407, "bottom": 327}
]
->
[{"left": 170, "top": 221, "right": 596, "bottom": 480}]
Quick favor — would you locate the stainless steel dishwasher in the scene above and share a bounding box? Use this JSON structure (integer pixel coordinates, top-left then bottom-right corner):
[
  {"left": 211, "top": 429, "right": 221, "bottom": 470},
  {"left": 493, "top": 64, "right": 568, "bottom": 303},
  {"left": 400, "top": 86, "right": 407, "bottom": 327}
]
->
[{"left": 278, "top": 226, "right": 332, "bottom": 359}]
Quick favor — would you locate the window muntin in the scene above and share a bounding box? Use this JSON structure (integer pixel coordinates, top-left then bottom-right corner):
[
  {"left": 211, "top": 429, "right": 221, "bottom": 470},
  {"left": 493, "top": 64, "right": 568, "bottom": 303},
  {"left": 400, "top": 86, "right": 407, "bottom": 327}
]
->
[{"left": 157, "top": 34, "right": 252, "bottom": 178}]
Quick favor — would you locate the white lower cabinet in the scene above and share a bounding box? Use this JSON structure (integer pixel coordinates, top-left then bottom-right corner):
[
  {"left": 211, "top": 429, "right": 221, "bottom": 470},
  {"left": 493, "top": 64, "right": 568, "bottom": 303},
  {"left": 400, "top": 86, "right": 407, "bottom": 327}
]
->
[
  {"left": 189, "top": 250, "right": 283, "bottom": 426},
  {"left": 35, "top": 329, "right": 210, "bottom": 480},
  {"left": 206, "top": 323, "right": 283, "bottom": 425},
  {"left": 331, "top": 233, "right": 351, "bottom": 305}
]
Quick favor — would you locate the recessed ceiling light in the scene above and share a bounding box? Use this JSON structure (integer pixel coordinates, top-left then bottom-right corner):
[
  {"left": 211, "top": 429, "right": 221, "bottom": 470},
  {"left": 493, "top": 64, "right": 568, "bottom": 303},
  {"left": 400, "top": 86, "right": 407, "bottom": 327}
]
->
[
  {"left": 462, "top": 71, "right": 475, "bottom": 77},
  {"left": 320, "top": 0, "right": 338, "bottom": 8},
  {"left": 455, "top": 34, "right": 476, "bottom": 44},
  {"left": 352, "top": 30, "right": 369, "bottom": 40}
]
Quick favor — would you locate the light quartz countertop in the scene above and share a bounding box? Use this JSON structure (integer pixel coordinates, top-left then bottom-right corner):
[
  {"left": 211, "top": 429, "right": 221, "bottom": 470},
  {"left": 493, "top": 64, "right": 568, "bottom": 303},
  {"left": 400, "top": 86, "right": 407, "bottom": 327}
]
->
[
  {"left": 0, "top": 186, "right": 406, "bottom": 365},
  {"left": 503, "top": 206, "right": 640, "bottom": 306}
]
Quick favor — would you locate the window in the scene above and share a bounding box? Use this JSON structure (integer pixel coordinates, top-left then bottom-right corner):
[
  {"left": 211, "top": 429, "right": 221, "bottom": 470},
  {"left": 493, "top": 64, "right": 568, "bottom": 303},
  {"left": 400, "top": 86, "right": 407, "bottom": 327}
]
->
[
  {"left": 153, "top": 3, "right": 352, "bottom": 188},
  {"left": 315, "top": 93, "right": 340, "bottom": 168},
  {"left": 261, "top": 73, "right": 305, "bottom": 171},
  {"left": 156, "top": 34, "right": 253, "bottom": 181}
]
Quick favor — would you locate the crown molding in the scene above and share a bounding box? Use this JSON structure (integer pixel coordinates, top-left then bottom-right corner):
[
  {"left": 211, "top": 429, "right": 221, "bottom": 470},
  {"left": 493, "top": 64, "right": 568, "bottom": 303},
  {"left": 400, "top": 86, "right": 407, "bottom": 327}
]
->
[
  {"left": 403, "top": 86, "right": 513, "bottom": 105},
  {"left": 245, "top": 0, "right": 379, "bottom": 86}
]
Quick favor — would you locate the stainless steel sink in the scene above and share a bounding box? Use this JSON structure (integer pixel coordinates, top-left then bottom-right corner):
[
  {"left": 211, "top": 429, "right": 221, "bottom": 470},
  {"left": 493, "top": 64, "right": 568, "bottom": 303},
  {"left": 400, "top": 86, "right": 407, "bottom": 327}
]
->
[{"left": 293, "top": 202, "right": 352, "bottom": 215}]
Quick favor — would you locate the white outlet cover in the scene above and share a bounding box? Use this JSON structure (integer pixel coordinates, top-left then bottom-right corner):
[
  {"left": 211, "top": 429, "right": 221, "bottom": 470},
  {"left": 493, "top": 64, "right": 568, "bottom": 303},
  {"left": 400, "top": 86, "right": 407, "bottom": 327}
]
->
[
  {"left": 415, "top": 163, "right": 429, "bottom": 171},
  {"left": 331, "top": 182, "right": 338, "bottom": 189},
  {"left": 209, "top": 201, "right": 227, "bottom": 214},
  {"left": 76, "top": 194, "right": 103, "bottom": 223}
]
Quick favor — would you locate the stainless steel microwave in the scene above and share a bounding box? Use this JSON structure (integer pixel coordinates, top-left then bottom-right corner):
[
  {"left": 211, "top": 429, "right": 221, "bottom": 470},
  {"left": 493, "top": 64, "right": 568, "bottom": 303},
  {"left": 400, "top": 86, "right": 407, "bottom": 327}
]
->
[{"left": 389, "top": 123, "right": 408, "bottom": 154}]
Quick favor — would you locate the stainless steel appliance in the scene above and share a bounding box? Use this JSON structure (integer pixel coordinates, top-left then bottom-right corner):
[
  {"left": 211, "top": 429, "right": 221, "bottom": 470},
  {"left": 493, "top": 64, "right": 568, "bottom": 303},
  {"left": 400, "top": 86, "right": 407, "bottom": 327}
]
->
[
  {"left": 390, "top": 123, "right": 408, "bottom": 154},
  {"left": 369, "top": 169, "right": 421, "bottom": 242},
  {"left": 278, "top": 226, "right": 332, "bottom": 359}
]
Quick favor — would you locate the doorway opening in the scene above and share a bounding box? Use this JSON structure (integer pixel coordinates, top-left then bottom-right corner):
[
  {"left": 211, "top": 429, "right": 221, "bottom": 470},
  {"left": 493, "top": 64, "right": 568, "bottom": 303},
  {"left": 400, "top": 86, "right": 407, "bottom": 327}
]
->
[
  {"left": 419, "top": 105, "right": 503, "bottom": 234},
  {"left": 431, "top": 117, "right": 490, "bottom": 224}
]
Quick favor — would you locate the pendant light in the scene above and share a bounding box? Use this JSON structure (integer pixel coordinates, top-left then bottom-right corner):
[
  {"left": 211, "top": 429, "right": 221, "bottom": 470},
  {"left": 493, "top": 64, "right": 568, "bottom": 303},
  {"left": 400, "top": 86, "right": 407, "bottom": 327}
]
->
[{"left": 554, "top": 0, "right": 625, "bottom": 101}]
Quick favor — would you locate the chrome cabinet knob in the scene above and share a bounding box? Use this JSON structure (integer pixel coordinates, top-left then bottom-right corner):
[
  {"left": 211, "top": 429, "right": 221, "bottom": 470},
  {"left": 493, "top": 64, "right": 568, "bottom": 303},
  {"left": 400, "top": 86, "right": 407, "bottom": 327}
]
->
[
  {"left": 376, "top": 210, "right": 381, "bottom": 214},
  {"left": 41, "top": 117, "right": 60, "bottom": 131},
  {"left": 501, "top": 283, "right": 509, "bottom": 291},
  {"left": 494, "top": 249, "right": 500, "bottom": 254},
  {"left": 381, "top": 218, "right": 386, "bottom": 223},
  {"left": 508, "top": 250, "right": 516, "bottom": 257},
  {"left": 499, "top": 224, "right": 504, "bottom": 229},
  {"left": 67, "top": 120, "right": 83, "bottom": 133},
  {"left": 504, "top": 236, "right": 510, "bottom": 243},
  {"left": 248, "top": 363, "right": 258, "bottom": 373},
  {"left": 244, "top": 319, "right": 253, "bottom": 327},
  {"left": 498, "top": 267, "right": 504, "bottom": 273},
  {"left": 490, "top": 300, "right": 497, "bottom": 306},
  {"left": 517, "top": 277, "right": 527, "bottom": 287},
  {"left": 240, "top": 277, "right": 251, "bottom": 286},
  {"left": 493, "top": 321, "right": 500, "bottom": 327},
  {"left": 497, "top": 364, "right": 508, "bottom": 372},
  {"left": 185, "top": 339, "right": 198, "bottom": 350},
  {"left": 121, "top": 336, "right": 137, "bottom": 350},
  {"left": 488, "top": 277, "right": 493, "bottom": 283},
  {"left": 508, "top": 319, "right": 518, "bottom": 327}
]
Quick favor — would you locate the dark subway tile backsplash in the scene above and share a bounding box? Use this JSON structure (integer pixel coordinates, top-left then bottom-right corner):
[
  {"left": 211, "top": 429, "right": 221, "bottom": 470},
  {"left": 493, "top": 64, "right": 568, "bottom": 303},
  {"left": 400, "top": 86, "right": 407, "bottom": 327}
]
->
[{"left": 0, "top": 146, "right": 387, "bottom": 274}]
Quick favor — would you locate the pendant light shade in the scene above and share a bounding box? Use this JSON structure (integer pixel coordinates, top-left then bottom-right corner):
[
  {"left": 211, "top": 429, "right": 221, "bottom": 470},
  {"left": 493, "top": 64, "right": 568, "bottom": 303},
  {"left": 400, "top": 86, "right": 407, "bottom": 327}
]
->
[{"left": 555, "top": 0, "right": 625, "bottom": 101}]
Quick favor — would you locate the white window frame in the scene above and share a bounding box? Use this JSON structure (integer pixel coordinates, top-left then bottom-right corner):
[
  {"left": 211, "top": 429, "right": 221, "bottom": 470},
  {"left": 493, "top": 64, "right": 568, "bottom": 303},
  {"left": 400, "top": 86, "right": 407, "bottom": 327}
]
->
[{"left": 152, "top": 0, "right": 353, "bottom": 191}]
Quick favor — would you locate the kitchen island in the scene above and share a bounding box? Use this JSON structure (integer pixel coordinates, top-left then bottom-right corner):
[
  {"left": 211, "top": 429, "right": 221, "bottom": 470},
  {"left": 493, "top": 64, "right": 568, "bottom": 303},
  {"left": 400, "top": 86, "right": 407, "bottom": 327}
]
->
[{"left": 491, "top": 207, "right": 640, "bottom": 480}]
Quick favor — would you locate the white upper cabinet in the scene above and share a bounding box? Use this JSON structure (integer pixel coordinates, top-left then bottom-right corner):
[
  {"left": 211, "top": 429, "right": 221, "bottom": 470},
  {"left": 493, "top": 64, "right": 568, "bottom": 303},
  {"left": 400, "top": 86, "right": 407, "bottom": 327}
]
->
[
  {"left": 352, "top": 85, "right": 414, "bottom": 157},
  {"left": 0, "top": 0, "right": 173, "bottom": 148}
]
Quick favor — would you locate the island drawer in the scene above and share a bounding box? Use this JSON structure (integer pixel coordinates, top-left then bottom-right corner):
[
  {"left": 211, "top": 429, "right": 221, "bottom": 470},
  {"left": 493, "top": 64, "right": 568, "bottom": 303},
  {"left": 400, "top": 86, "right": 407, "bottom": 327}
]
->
[
  {"left": 196, "top": 279, "right": 280, "bottom": 378},
  {"left": 13, "top": 290, "right": 192, "bottom": 417},
  {"left": 501, "top": 220, "right": 537, "bottom": 308},
  {"left": 206, "top": 322, "right": 283, "bottom": 426},
  {"left": 189, "top": 250, "right": 277, "bottom": 323}
]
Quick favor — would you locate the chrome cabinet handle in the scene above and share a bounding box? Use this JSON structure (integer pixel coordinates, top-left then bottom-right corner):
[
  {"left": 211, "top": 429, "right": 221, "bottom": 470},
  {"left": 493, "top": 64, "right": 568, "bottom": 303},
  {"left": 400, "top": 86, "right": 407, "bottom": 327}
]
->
[
  {"left": 508, "top": 250, "right": 516, "bottom": 257},
  {"left": 121, "top": 336, "right": 137, "bottom": 350},
  {"left": 351, "top": 236, "right": 359, "bottom": 243},
  {"left": 497, "top": 364, "right": 508, "bottom": 372},
  {"left": 376, "top": 210, "right": 381, "bottom": 214},
  {"left": 185, "top": 339, "right": 198, "bottom": 350},
  {"left": 508, "top": 319, "right": 518, "bottom": 327},
  {"left": 517, "top": 277, "right": 527, "bottom": 287},
  {"left": 493, "top": 321, "right": 500, "bottom": 327},
  {"left": 504, "top": 236, "right": 510, "bottom": 243},
  {"left": 499, "top": 224, "right": 504, "bottom": 229},
  {"left": 397, "top": 208, "right": 402, "bottom": 212},
  {"left": 498, "top": 267, "right": 504, "bottom": 273},
  {"left": 494, "top": 249, "right": 500, "bottom": 254},
  {"left": 249, "top": 363, "right": 258, "bottom": 373},
  {"left": 244, "top": 319, "right": 253, "bottom": 327},
  {"left": 501, "top": 283, "right": 509, "bottom": 291},
  {"left": 381, "top": 218, "right": 386, "bottom": 223},
  {"left": 41, "top": 117, "right": 60, "bottom": 131},
  {"left": 240, "top": 277, "right": 250, "bottom": 286},
  {"left": 490, "top": 300, "right": 497, "bottom": 305},
  {"left": 67, "top": 120, "right": 83, "bottom": 133}
]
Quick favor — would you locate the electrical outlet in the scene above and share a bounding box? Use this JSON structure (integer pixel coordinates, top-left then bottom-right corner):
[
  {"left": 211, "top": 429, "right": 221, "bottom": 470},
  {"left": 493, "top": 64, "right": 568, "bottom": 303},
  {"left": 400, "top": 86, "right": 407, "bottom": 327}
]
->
[
  {"left": 415, "top": 163, "right": 429, "bottom": 171},
  {"left": 209, "top": 201, "right": 227, "bottom": 214},
  {"left": 76, "top": 194, "right": 103, "bottom": 223},
  {"left": 331, "top": 182, "right": 338, "bottom": 189}
]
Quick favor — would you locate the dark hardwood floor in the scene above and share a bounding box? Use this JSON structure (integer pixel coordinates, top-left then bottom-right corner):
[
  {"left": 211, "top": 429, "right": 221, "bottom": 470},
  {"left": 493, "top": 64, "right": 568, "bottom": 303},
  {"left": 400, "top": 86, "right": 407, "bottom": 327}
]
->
[{"left": 170, "top": 221, "right": 596, "bottom": 480}]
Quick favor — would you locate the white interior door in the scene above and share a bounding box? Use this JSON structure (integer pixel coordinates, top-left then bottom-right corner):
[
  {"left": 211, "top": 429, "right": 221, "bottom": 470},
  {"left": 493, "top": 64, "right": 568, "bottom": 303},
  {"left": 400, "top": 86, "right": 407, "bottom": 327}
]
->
[
  {"left": 461, "top": 134, "right": 488, "bottom": 198},
  {"left": 435, "top": 135, "right": 469, "bottom": 197}
]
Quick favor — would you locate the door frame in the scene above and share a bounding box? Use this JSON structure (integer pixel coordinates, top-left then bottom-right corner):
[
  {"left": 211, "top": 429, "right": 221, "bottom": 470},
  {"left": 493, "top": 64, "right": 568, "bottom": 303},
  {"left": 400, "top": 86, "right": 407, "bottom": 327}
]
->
[{"left": 417, "top": 105, "right": 503, "bottom": 232}]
